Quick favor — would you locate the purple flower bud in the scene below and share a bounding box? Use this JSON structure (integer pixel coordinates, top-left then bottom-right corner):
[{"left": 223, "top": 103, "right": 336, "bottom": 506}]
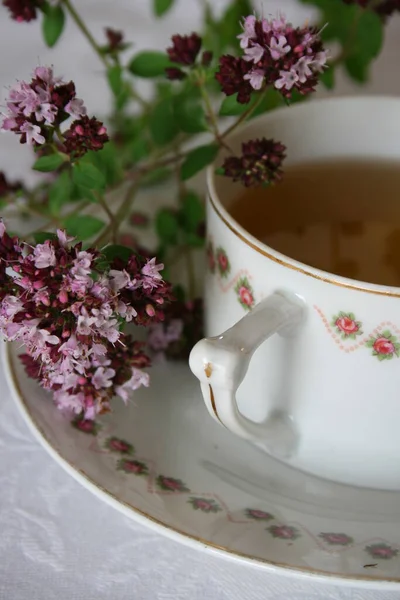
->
[
  {"left": 221, "top": 138, "right": 286, "bottom": 188},
  {"left": 167, "top": 32, "right": 202, "bottom": 66}
]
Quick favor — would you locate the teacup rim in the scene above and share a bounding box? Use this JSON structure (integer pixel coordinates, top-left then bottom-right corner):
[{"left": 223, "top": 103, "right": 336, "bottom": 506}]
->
[{"left": 207, "top": 95, "right": 400, "bottom": 298}]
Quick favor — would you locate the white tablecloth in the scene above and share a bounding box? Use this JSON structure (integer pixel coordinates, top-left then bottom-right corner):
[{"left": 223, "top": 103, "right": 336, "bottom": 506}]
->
[{"left": 1, "top": 2, "right": 400, "bottom": 598}]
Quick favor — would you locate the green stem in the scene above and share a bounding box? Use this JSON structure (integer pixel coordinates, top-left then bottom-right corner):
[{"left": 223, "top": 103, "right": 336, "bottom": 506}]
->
[
  {"left": 173, "top": 147, "right": 196, "bottom": 299},
  {"left": 96, "top": 193, "right": 118, "bottom": 243},
  {"left": 221, "top": 90, "right": 267, "bottom": 141},
  {"left": 199, "top": 82, "right": 221, "bottom": 140},
  {"left": 93, "top": 181, "right": 139, "bottom": 247},
  {"left": 62, "top": 0, "right": 109, "bottom": 68},
  {"left": 24, "top": 199, "right": 91, "bottom": 239}
]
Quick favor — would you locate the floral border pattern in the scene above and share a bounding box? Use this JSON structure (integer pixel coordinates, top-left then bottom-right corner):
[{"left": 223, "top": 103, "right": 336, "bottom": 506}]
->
[
  {"left": 315, "top": 306, "right": 400, "bottom": 361},
  {"left": 73, "top": 420, "right": 400, "bottom": 562},
  {"left": 207, "top": 237, "right": 256, "bottom": 311}
]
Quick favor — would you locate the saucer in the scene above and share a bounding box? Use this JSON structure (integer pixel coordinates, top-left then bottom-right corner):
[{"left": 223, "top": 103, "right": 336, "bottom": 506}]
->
[{"left": 4, "top": 341, "right": 400, "bottom": 590}]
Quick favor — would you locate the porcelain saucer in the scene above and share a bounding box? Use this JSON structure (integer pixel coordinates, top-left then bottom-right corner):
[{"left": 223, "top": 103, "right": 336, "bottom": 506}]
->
[{"left": 4, "top": 341, "right": 400, "bottom": 590}]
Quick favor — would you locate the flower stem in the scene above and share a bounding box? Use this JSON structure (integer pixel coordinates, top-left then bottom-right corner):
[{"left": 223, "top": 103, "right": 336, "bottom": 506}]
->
[
  {"left": 221, "top": 90, "right": 267, "bottom": 141},
  {"left": 199, "top": 82, "right": 221, "bottom": 140},
  {"left": 173, "top": 147, "right": 196, "bottom": 299},
  {"left": 96, "top": 193, "right": 118, "bottom": 243},
  {"left": 93, "top": 181, "right": 139, "bottom": 247},
  {"left": 62, "top": 0, "right": 109, "bottom": 68}
]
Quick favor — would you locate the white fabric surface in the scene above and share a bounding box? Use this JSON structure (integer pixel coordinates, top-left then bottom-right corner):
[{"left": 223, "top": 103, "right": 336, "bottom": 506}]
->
[{"left": 1, "top": 1, "right": 400, "bottom": 598}]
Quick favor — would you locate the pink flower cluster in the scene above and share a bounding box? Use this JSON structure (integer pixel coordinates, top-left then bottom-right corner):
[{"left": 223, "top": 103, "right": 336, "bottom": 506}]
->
[
  {"left": 216, "top": 13, "right": 327, "bottom": 102},
  {"left": 1, "top": 67, "right": 85, "bottom": 145},
  {"left": 0, "top": 224, "right": 171, "bottom": 418},
  {"left": 1, "top": 66, "right": 108, "bottom": 156}
]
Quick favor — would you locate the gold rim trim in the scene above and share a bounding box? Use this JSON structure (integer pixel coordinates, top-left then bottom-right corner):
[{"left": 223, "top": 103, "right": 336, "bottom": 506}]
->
[
  {"left": 208, "top": 194, "right": 400, "bottom": 298},
  {"left": 6, "top": 345, "right": 400, "bottom": 586}
]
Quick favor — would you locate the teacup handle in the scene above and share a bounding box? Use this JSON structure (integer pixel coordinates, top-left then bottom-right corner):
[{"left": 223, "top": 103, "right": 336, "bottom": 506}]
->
[{"left": 189, "top": 291, "right": 306, "bottom": 458}]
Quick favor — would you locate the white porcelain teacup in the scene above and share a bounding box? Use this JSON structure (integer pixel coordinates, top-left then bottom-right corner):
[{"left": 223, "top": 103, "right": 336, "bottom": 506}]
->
[{"left": 189, "top": 97, "right": 400, "bottom": 491}]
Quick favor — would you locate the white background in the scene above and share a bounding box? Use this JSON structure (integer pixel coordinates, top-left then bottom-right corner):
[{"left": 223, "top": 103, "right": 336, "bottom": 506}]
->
[{"left": 1, "top": 1, "right": 400, "bottom": 598}]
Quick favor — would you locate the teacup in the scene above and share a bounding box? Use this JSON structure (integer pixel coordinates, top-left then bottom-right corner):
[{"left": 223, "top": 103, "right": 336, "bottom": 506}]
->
[{"left": 189, "top": 96, "right": 400, "bottom": 491}]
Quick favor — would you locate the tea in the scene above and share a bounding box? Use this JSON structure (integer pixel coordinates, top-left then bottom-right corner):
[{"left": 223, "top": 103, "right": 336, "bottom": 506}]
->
[{"left": 229, "top": 160, "right": 400, "bottom": 286}]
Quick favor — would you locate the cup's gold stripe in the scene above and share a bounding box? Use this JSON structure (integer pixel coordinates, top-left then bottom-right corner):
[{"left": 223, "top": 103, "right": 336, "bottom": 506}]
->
[
  {"left": 209, "top": 383, "right": 225, "bottom": 427},
  {"left": 208, "top": 194, "right": 400, "bottom": 298},
  {"left": 7, "top": 345, "right": 400, "bottom": 584}
]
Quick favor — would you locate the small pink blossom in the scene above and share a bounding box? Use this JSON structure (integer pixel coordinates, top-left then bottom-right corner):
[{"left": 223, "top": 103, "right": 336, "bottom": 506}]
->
[
  {"left": 243, "top": 69, "right": 265, "bottom": 90},
  {"left": 243, "top": 43, "right": 265, "bottom": 63},
  {"left": 295, "top": 56, "right": 314, "bottom": 83},
  {"left": 141, "top": 258, "right": 164, "bottom": 289},
  {"left": 269, "top": 36, "right": 291, "bottom": 60},
  {"left": 56, "top": 229, "right": 75, "bottom": 247},
  {"left": 19, "top": 122, "right": 45, "bottom": 145},
  {"left": 275, "top": 69, "right": 299, "bottom": 91},
  {"left": 238, "top": 15, "right": 256, "bottom": 48},
  {"left": 92, "top": 366, "right": 116, "bottom": 390},
  {"left": 34, "top": 66, "right": 58, "bottom": 85},
  {"left": 109, "top": 269, "right": 130, "bottom": 291},
  {"left": 65, "top": 98, "right": 87, "bottom": 118},
  {"left": 33, "top": 242, "right": 56, "bottom": 269}
]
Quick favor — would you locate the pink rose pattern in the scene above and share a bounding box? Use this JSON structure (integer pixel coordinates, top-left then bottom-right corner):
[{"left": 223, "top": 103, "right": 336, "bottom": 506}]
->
[
  {"left": 328, "top": 311, "right": 400, "bottom": 362},
  {"left": 245, "top": 508, "right": 274, "bottom": 521},
  {"left": 156, "top": 475, "right": 190, "bottom": 493},
  {"left": 105, "top": 436, "right": 134, "bottom": 455},
  {"left": 366, "top": 331, "right": 400, "bottom": 361},
  {"left": 117, "top": 459, "right": 148, "bottom": 475},
  {"left": 72, "top": 421, "right": 398, "bottom": 559},
  {"left": 72, "top": 417, "right": 100, "bottom": 435},
  {"left": 267, "top": 525, "right": 300, "bottom": 541},
  {"left": 365, "top": 543, "right": 399, "bottom": 560},
  {"left": 207, "top": 240, "right": 216, "bottom": 274},
  {"left": 188, "top": 497, "right": 222, "bottom": 513},
  {"left": 207, "top": 241, "right": 256, "bottom": 310},
  {"left": 319, "top": 532, "right": 354, "bottom": 546},
  {"left": 216, "top": 247, "right": 231, "bottom": 278},
  {"left": 235, "top": 276, "right": 255, "bottom": 310},
  {"left": 332, "top": 312, "right": 363, "bottom": 340}
]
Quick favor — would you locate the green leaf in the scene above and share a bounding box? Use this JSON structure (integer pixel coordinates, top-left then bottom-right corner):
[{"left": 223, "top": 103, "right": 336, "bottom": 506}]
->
[
  {"left": 72, "top": 162, "right": 106, "bottom": 191},
  {"left": 204, "top": 0, "right": 252, "bottom": 55},
  {"left": 42, "top": 5, "right": 65, "bottom": 47},
  {"left": 128, "top": 51, "right": 173, "bottom": 78},
  {"left": 49, "top": 170, "right": 73, "bottom": 216},
  {"left": 102, "top": 244, "right": 134, "bottom": 263},
  {"left": 155, "top": 208, "right": 179, "bottom": 244},
  {"left": 33, "top": 232, "right": 57, "bottom": 244},
  {"left": 107, "top": 65, "right": 123, "bottom": 97},
  {"left": 33, "top": 153, "right": 67, "bottom": 172},
  {"left": 344, "top": 55, "right": 369, "bottom": 83},
  {"left": 63, "top": 215, "right": 105, "bottom": 240},
  {"left": 173, "top": 91, "right": 207, "bottom": 134},
  {"left": 299, "top": 0, "right": 383, "bottom": 85},
  {"left": 184, "top": 232, "right": 205, "bottom": 248},
  {"left": 180, "top": 191, "right": 204, "bottom": 232},
  {"left": 344, "top": 10, "right": 383, "bottom": 83},
  {"left": 320, "top": 67, "right": 335, "bottom": 90},
  {"left": 140, "top": 167, "right": 172, "bottom": 188},
  {"left": 180, "top": 144, "right": 219, "bottom": 181},
  {"left": 219, "top": 0, "right": 252, "bottom": 51},
  {"left": 149, "top": 98, "right": 179, "bottom": 146},
  {"left": 130, "top": 136, "right": 150, "bottom": 162},
  {"left": 83, "top": 143, "right": 123, "bottom": 187},
  {"left": 353, "top": 9, "right": 384, "bottom": 59},
  {"left": 250, "top": 87, "right": 285, "bottom": 118},
  {"left": 153, "top": 0, "right": 175, "bottom": 17},
  {"left": 219, "top": 94, "right": 250, "bottom": 117}
]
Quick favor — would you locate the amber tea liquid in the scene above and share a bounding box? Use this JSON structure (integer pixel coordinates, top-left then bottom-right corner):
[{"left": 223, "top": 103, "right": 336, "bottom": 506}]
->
[{"left": 229, "top": 160, "right": 400, "bottom": 287}]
